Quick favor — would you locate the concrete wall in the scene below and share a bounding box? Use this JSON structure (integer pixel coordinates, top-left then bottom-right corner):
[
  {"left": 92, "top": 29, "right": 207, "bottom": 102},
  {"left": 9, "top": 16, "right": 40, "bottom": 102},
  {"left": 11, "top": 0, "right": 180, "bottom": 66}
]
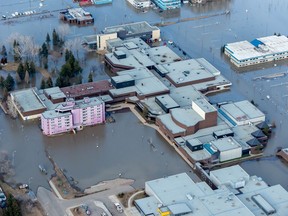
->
[{"left": 97, "top": 33, "right": 118, "bottom": 50}]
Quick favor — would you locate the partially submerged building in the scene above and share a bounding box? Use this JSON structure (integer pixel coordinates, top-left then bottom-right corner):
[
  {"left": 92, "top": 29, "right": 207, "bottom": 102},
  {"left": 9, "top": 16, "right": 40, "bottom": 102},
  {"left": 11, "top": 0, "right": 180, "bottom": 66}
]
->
[
  {"left": 156, "top": 95, "right": 217, "bottom": 139},
  {"left": 59, "top": 8, "right": 94, "bottom": 25},
  {"left": 218, "top": 100, "right": 265, "bottom": 126},
  {"left": 10, "top": 88, "right": 47, "bottom": 120},
  {"left": 224, "top": 35, "right": 288, "bottom": 67},
  {"left": 41, "top": 97, "right": 105, "bottom": 136},
  {"left": 152, "top": 0, "right": 181, "bottom": 10},
  {"left": 96, "top": 21, "right": 160, "bottom": 50}
]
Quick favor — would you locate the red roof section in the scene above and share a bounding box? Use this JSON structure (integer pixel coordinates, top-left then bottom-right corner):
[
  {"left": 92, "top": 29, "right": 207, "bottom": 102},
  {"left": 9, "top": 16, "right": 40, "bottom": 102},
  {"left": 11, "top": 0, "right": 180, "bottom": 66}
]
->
[{"left": 61, "top": 80, "right": 113, "bottom": 99}]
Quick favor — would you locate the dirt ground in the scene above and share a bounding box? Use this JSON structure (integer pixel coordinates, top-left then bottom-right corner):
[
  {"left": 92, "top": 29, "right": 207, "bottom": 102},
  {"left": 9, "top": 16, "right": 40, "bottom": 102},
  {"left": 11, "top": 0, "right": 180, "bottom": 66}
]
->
[
  {"left": 117, "top": 189, "right": 146, "bottom": 208},
  {"left": 2, "top": 62, "right": 51, "bottom": 78},
  {"left": 0, "top": 181, "right": 45, "bottom": 216}
]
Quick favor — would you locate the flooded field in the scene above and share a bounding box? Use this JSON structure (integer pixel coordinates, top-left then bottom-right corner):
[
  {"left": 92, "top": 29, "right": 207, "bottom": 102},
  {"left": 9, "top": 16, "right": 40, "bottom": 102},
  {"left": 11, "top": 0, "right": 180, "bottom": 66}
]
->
[{"left": 1, "top": 0, "right": 288, "bottom": 191}]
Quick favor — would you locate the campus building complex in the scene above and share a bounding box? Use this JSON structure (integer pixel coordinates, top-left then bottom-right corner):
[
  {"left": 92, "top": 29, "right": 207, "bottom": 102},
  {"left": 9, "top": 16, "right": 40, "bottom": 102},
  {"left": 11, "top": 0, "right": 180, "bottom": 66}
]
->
[
  {"left": 135, "top": 165, "right": 288, "bottom": 216},
  {"left": 224, "top": 35, "right": 288, "bottom": 67},
  {"left": 41, "top": 97, "right": 105, "bottom": 136}
]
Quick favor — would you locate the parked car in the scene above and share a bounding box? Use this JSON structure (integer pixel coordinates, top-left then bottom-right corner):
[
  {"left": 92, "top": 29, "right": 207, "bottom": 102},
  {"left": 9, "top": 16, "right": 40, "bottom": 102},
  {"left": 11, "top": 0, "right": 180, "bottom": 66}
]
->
[
  {"left": 0, "top": 187, "right": 7, "bottom": 208},
  {"left": 114, "top": 202, "right": 123, "bottom": 213},
  {"left": 101, "top": 212, "right": 107, "bottom": 216},
  {"left": 19, "top": 184, "right": 29, "bottom": 189}
]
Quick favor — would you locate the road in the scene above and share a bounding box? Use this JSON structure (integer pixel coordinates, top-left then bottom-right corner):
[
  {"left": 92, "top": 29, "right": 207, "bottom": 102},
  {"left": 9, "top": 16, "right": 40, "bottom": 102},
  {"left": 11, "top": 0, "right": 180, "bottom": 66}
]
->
[{"left": 37, "top": 184, "right": 135, "bottom": 216}]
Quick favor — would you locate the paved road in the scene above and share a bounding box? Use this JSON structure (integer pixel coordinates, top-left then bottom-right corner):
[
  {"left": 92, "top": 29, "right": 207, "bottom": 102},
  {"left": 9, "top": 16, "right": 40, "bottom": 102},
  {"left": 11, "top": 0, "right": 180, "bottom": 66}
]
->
[{"left": 37, "top": 184, "right": 135, "bottom": 216}]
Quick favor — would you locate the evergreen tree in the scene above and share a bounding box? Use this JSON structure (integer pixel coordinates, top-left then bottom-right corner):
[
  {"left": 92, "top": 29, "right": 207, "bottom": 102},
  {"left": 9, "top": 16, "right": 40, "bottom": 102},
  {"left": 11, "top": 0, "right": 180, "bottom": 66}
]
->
[
  {"left": 40, "top": 43, "right": 49, "bottom": 59},
  {"left": 40, "top": 78, "right": 46, "bottom": 89},
  {"left": 46, "top": 33, "right": 51, "bottom": 44},
  {"left": 1, "top": 45, "right": 7, "bottom": 56},
  {"left": 46, "top": 77, "right": 53, "bottom": 88},
  {"left": 0, "top": 75, "right": 5, "bottom": 88},
  {"left": 29, "top": 61, "right": 36, "bottom": 75},
  {"left": 17, "top": 62, "right": 25, "bottom": 80},
  {"left": 3, "top": 194, "right": 22, "bottom": 216},
  {"left": 64, "top": 49, "right": 71, "bottom": 62},
  {"left": 4, "top": 73, "right": 15, "bottom": 91},
  {"left": 52, "top": 29, "right": 58, "bottom": 47},
  {"left": 88, "top": 72, "right": 93, "bottom": 82},
  {"left": 13, "top": 40, "right": 21, "bottom": 62}
]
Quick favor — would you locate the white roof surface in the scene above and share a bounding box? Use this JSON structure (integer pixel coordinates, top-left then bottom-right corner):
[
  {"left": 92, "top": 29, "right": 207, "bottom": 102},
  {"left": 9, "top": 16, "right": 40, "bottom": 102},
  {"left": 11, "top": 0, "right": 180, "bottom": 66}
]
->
[{"left": 225, "top": 35, "right": 288, "bottom": 61}]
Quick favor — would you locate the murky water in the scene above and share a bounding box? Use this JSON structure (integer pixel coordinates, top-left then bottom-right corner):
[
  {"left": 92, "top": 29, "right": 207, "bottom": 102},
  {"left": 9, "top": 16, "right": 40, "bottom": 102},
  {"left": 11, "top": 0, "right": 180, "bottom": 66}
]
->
[{"left": 1, "top": 0, "right": 288, "bottom": 190}]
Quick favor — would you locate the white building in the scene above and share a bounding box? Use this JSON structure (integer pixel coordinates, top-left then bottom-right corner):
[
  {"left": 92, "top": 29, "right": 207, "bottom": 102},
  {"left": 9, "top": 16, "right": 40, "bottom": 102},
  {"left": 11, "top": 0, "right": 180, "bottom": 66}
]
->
[
  {"left": 126, "top": 0, "right": 151, "bottom": 9},
  {"left": 210, "top": 165, "right": 250, "bottom": 189},
  {"left": 210, "top": 137, "right": 242, "bottom": 162},
  {"left": 219, "top": 100, "right": 265, "bottom": 126},
  {"left": 224, "top": 35, "right": 288, "bottom": 67}
]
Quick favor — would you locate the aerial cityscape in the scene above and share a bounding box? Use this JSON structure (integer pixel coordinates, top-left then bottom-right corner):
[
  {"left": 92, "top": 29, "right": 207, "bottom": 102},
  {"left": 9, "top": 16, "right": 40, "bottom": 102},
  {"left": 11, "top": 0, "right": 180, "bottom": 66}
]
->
[{"left": 0, "top": 0, "right": 288, "bottom": 215}]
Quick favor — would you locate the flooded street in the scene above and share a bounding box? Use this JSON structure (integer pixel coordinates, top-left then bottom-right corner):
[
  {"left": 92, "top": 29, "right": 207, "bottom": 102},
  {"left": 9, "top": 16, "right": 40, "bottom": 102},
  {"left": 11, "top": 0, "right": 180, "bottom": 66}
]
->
[{"left": 1, "top": 0, "right": 288, "bottom": 191}]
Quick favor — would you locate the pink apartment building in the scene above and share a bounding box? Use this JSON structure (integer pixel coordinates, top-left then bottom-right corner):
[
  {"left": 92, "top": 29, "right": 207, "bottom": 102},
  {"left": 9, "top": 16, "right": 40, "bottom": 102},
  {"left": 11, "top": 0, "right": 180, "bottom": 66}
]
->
[{"left": 41, "top": 97, "right": 105, "bottom": 136}]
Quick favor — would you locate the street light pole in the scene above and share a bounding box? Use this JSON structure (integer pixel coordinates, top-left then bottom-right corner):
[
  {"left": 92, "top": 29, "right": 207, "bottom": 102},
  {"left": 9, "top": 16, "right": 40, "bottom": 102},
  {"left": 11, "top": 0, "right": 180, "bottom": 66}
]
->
[{"left": 12, "top": 150, "right": 16, "bottom": 166}]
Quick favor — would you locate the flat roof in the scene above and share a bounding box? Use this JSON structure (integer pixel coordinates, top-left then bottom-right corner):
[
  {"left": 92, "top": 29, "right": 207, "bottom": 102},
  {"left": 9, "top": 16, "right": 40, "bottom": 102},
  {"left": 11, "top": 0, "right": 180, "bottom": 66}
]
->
[
  {"left": 146, "top": 46, "right": 181, "bottom": 65},
  {"left": 170, "top": 108, "right": 203, "bottom": 127},
  {"left": 182, "top": 146, "right": 211, "bottom": 161},
  {"left": 155, "top": 94, "right": 179, "bottom": 109},
  {"left": 220, "top": 100, "right": 265, "bottom": 123},
  {"left": 42, "top": 109, "right": 71, "bottom": 119},
  {"left": 106, "top": 47, "right": 154, "bottom": 68},
  {"left": 193, "top": 97, "right": 216, "bottom": 113},
  {"left": 11, "top": 88, "right": 46, "bottom": 113},
  {"left": 111, "top": 74, "right": 134, "bottom": 83},
  {"left": 238, "top": 184, "right": 288, "bottom": 216},
  {"left": 225, "top": 35, "right": 288, "bottom": 61},
  {"left": 144, "top": 173, "right": 255, "bottom": 216},
  {"left": 169, "top": 85, "right": 203, "bottom": 108},
  {"left": 61, "top": 80, "right": 113, "bottom": 98},
  {"left": 164, "top": 59, "right": 217, "bottom": 85},
  {"left": 83, "top": 35, "right": 97, "bottom": 44},
  {"left": 112, "top": 68, "right": 169, "bottom": 97},
  {"left": 210, "top": 165, "right": 250, "bottom": 186},
  {"left": 103, "top": 21, "right": 159, "bottom": 35},
  {"left": 157, "top": 114, "right": 185, "bottom": 134},
  {"left": 44, "top": 87, "right": 66, "bottom": 100},
  {"left": 210, "top": 137, "right": 242, "bottom": 152}
]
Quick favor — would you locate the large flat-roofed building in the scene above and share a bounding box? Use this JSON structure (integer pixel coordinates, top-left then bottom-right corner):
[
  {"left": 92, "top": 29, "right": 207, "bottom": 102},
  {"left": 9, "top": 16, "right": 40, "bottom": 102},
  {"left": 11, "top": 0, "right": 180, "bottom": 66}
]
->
[
  {"left": 224, "top": 35, "right": 288, "bottom": 67},
  {"left": 97, "top": 21, "right": 160, "bottom": 50},
  {"left": 41, "top": 97, "right": 105, "bottom": 136},
  {"left": 210, "top": 137, "right": 242, "bottom": 162},
  {"left": 59, "top": 8, "right": 94, "bottom": 25},
  {"left": 147, "top": 46, "right": 181, "bottom": 66},
  {"left": 155, "top": 94, "right": 180, "bottom": 113},
  {"left": 109, "top": 67, "right": 169, "bottom": 100},
  {"left": 210, "top": 165, "right": 250, "bottom": 189},
  {"left": 156, "top": 95, "right": 217, "bottom": 139},
  {"left": 162, "top": 58, "right": 219, "bottom": 87},
  {"left": 105, "top": 46, "right": 155, "bottom": 73},
  {"left": 153, "top": 0, "right": 181, "bottom": 10},
  {"left": 43, "top": 87, "right": 66, "bottom": 104},
  {"left": 10, "top": 88, "right": 47, "bottom": 120},
  {"left": 136, "top": 166, "right": 288, "bottom": 216},
  {"left": 210, "top": 165, "right": 288, "bottom": 216},
  {"left": 135, "top": 172, "right": 255, "bottom": 216},
  {"left": 219, "top": 100, "right": 265, "bottom": 126}
]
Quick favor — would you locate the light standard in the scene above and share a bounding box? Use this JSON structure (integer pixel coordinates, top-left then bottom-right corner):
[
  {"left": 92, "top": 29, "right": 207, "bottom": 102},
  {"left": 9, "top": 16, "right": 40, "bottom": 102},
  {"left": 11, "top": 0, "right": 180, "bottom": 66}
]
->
[
  {"left": 28, "top": 177, "right": 33, "bottom": 187},
  {"left": 12, "top": 150, "right": 16, "bottom": 166}
]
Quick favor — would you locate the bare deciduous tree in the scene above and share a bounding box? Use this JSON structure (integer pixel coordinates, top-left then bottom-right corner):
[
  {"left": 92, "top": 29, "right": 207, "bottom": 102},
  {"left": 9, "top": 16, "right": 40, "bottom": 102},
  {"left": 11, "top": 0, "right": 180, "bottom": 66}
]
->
[
  {"left": 7, "top": 32, "right": 40, "bottom": 61},
  {"left": 64, "top": 37, "right": 83, "bottom": 59},
  {"left": 57, "top": 24, "right": 70, "bottom": 40},
  {"left": 6, "top": 96, "right": 18, "bottom": 119}
]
